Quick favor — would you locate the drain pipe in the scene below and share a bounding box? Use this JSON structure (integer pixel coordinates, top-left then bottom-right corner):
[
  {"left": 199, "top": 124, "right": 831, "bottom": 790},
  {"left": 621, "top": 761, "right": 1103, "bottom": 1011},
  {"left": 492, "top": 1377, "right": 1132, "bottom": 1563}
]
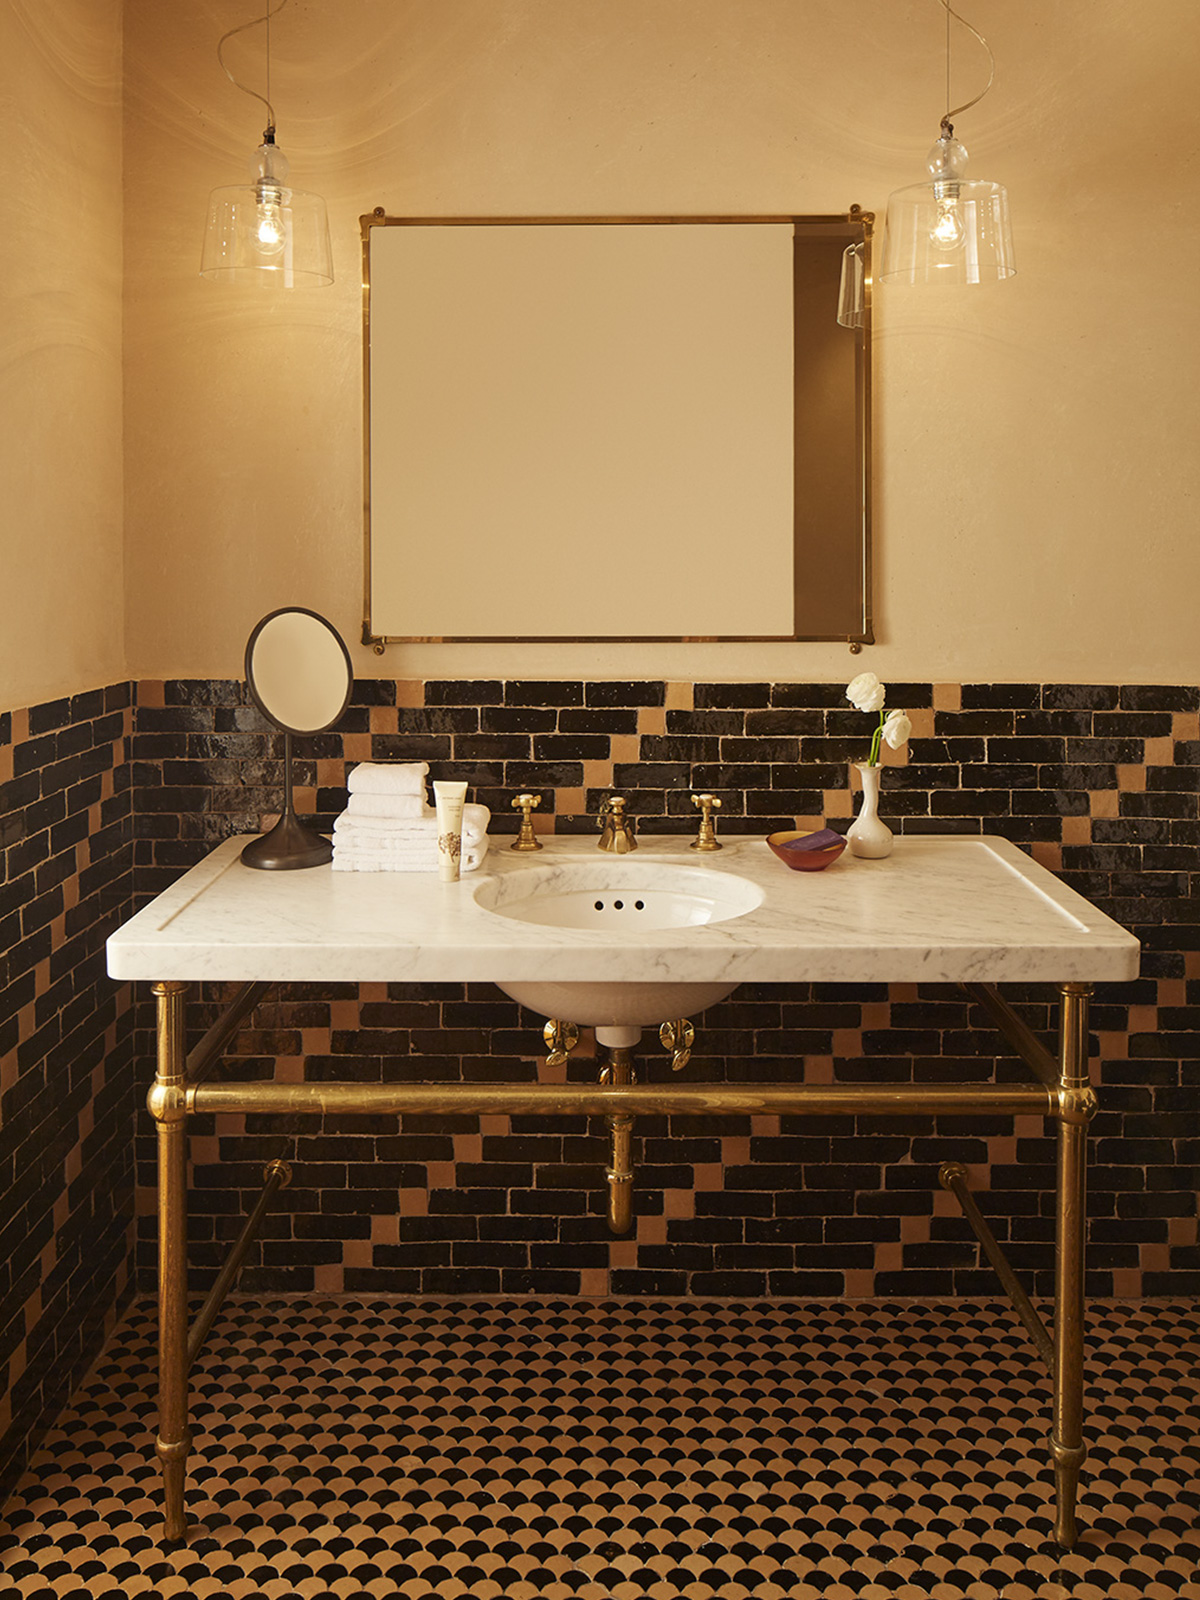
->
[{"left": 596, "top": 1025, "right": 640, "bottom": 1233}]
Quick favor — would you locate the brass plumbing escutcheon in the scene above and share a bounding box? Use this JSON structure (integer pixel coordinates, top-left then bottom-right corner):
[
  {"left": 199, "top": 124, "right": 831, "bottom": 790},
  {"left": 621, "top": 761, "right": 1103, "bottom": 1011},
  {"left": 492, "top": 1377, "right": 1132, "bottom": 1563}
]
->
[
  {"left": 690, "top": 793, "right": 722, "bottom": 850},
  {"left": 543, "top": 1019, "right": 580, "bottom": 1067},
  {"left": 659, "top": 1018, "right": 695, "bottom": 1071},
  {"left": 598, "top": 795, "right": 637, "bottom": 853},
  {"left": 510, "top": 792, "right": 543, "bottom": 850}
]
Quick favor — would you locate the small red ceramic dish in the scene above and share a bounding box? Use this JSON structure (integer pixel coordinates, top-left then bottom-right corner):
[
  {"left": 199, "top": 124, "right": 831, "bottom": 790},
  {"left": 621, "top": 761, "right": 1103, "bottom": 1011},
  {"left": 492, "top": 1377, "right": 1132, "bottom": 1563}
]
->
[{"left": 767, "top": 828, "right": 847, "bottom": 872}]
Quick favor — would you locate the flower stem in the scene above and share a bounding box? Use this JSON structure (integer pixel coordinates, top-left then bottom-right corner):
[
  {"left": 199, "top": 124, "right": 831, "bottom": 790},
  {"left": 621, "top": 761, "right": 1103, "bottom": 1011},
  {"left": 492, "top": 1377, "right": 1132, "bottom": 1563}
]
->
[{"left": 868, "top": 713, "right": 884, "bottom": 767}]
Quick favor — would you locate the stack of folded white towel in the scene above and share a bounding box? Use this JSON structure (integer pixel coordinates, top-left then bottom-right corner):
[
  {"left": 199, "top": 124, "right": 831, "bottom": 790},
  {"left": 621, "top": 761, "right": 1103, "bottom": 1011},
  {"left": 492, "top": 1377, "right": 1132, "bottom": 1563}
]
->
[{"left": 331, "top": 761, "right": 491, "bottom": 873}]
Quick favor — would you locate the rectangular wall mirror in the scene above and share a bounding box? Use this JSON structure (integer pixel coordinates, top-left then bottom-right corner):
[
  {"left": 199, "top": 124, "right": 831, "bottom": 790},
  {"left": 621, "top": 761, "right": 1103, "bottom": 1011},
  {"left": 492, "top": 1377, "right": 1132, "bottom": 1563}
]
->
[{"left": 362, "top": 212, "right": 872, "bottom": 646}]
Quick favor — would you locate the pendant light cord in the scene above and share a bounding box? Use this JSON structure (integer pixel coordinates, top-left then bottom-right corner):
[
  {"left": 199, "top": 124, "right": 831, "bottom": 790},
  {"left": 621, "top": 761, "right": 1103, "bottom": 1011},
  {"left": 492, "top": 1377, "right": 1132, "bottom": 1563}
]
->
[
  {"left": 938, "top": 0, "right": 996, "bottom": 137},
  {"left": 217, "top": 0, "right": 290, "bottom": 141}
]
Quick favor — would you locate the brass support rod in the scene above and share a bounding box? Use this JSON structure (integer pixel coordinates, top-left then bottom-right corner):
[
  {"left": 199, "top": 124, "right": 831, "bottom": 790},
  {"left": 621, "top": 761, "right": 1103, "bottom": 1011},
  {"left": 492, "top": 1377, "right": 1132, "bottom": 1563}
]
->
[
  {"left": 187, "top": 980, "right": 272, "bottom": 1088},
  {"left": 189, "top": 1080, "right": 1053, "bottom": 1120},
  {"left": 186, "top": 1160, "right": 292, "bottom": 1373},
  {"left": 938, "top": 1162, "right": 1053, "bottom": 1371},
  {"left": 152, "top": 980, "right": 190, "bottom": 1545},
  {"left": 602, "top": 1048, "right": 636, "bottom": 1234},
  {"left": 1052, "top": 982, "right": 1092, "bottom": 1551},
  {"left": 962, "top": 982, "right": 1057, "bottom": 1088}
]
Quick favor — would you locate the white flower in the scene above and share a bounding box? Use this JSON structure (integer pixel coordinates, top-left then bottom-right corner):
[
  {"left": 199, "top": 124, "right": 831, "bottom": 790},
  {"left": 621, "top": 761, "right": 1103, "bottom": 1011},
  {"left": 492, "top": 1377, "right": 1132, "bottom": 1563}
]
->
[
  {"left": 846, "top": 671, "right": 885, "bottom": 714},
  {"left": 882, "top": 710, "right": 912, "bottom": 751}
]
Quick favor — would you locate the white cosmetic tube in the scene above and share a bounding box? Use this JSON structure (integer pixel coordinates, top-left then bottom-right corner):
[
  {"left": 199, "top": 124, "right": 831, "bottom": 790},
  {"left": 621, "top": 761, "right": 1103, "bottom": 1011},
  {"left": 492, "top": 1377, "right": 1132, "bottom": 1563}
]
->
[{"left": 432, "top": 781, "right": 468, "bottom": 881}]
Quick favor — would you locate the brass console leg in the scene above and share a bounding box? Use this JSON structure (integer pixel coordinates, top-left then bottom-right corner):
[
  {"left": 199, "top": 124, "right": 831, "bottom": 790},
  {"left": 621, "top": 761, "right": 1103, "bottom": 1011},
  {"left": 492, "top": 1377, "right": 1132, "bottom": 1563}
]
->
[
  {"left": 1052, "top": 982, "right": 1094, "bottom": 1550},
  {"left": 601, "top": 1046, "right": 636, "bottom": 1234},
  {"left": 149, "top": 980, "right": 191, "bottom": 1544}
]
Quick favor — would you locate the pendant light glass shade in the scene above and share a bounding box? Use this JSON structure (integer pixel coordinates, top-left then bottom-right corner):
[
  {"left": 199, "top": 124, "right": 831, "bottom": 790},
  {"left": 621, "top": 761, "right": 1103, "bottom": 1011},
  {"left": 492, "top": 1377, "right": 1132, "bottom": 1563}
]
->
[
  {"left": 881, "top": 132, "right": 1014, "bottom": 286},
  {"left": 201, "top": 137, "right": 333, "bottom": 287},
  {"left": 837, "top": 241, "right": 866, "bottom": 327}
]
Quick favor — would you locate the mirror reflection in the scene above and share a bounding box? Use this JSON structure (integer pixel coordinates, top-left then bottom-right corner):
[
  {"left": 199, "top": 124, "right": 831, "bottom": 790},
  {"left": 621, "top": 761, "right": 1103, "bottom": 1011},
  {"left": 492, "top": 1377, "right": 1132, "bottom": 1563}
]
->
[
  {"left": 362, "top": 213, "right": 872, "bottom": 646},
  {"left": 242, "top": 607, "right": 353, "bottom": 871}
]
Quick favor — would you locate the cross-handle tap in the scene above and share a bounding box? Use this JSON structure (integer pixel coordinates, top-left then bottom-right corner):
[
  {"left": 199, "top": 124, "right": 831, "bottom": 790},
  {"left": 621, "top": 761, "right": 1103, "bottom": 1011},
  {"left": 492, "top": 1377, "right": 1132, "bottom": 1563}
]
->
[
  {"left": 510, "top": 792, "right": 543, "bottom": 850},
  {"left": 597, "top": 795, "right": 637, "bottom": 853},
  {"left": 690, "top": 792, "right": 722, "bottom": 851}
]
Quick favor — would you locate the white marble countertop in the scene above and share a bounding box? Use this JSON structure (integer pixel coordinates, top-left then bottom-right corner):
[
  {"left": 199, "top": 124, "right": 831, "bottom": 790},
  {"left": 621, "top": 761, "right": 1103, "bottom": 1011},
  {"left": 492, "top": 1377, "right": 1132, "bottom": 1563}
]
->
[{"left": 107, "top": 833, "right": 1140, "bottom": 986}]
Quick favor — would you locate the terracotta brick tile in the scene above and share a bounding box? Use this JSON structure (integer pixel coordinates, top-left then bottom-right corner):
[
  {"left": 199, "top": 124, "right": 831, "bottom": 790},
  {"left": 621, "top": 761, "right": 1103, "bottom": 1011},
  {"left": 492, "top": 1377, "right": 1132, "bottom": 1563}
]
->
[
  {"left": 932, "top": 683, "right": 961, "bottom": 711},
  {"left": 137, "top": 680, "right": 164, "bottom": 707},
  {"left": 1117, "top": 764, "right": 1146, "bottom": 792},
  {"left": 638, "top": 706, "right": 666, "bottom": 737},
  {"left": 665, "top": 681, "right": 694, "bottom": 711},
  {"left": 579, "top": 1268, "right": 609, "bottom": 1295},
  {"left": 663, "top": 1190, "right": 695, "bottom": 1220},
  {"left": 1061, "top": 816, "right": 1091, "bottom": 845},
  {"left": 824, "top": 788, "right": 854, "bottom": 818},
  {"left": 608, "top": 1240, "right": 638, "bottom": 1267},
  {"left": 395, "top": 681, "right": 425, "bottom": 707},
  {"left": 1143, "top": 736, "right": 1174, "bottom": 767},
  {"left": 637, "top": 1215, "right": 667, "bottom": 1244},
  {"left": 371, "top": 1215, "right": 399, "bottom": 1244},
  {"left": 1089, "top": 789, "right": 1120, "bottom": 817},
  {"left": 398, "top": 1188, "right": 427, "bottom": 1217},
  {"left": 693, "top": 1163, "right": 724, "bottom": 1191}
]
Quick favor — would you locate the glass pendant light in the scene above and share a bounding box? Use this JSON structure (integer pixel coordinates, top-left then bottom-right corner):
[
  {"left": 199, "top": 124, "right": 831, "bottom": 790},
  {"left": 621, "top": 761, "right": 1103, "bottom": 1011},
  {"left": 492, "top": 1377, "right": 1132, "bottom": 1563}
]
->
[
  {"left": 837, "top": 242, "right": 866, "bottom": 328},
  {"left": 880, "top": 0, "right": 1014, "bottom": 287},
  {"left": 200, "top": 1, "right": 333, "bottom": 287}
]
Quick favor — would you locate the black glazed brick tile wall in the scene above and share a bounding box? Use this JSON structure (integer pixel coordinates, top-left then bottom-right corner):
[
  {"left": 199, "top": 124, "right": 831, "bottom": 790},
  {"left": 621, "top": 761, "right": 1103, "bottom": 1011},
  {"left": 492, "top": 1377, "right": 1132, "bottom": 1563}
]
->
[
  {"left": 0, "top": 685, "right": 136, "bottom": 1500},
  {"left": 127, "top": 678, "right": 1200, "bottom": 1303}
]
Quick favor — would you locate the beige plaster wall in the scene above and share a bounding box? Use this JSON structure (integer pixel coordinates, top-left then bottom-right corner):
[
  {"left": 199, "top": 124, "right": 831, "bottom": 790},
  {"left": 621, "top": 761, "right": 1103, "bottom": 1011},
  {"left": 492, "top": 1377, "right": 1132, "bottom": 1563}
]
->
[
  {"left": 1, "top": 0, "right": 124, "bottom": 714},
  {"left": 123, "top": 0, "right": 1200, "bottom": 685}
]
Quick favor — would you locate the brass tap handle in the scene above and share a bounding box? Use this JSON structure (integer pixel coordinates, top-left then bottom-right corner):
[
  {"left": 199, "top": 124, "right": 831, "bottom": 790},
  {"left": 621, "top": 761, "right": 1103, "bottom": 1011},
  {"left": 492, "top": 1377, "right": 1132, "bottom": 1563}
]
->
[
  {"left": 543, "top": 1018, "right": 579, "bottom": 1067},
  {"left": 510, "top": 792, "right": 543, "bottom": 850},
  {"left": 690, "top": 793, "right": 722, "bottom": 851},
  {"left": 659, "top": 1018, "right": 696, "bottom": 1071}
]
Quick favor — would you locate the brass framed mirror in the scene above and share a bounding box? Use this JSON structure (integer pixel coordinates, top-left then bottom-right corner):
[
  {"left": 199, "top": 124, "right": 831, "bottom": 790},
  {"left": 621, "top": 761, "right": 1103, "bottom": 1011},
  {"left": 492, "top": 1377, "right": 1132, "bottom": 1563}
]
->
[{"left": 362, "top": 211, "right": 872, "bottom": 647}]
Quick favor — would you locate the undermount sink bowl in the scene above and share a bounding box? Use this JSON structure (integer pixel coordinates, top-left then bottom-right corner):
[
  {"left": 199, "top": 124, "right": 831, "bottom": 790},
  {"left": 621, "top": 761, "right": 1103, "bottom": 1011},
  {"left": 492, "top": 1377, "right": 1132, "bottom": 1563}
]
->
[
  {"left": 473, "top": 858, "right": 763, "bottom": 1028},
  {"left": 473, "top": 859, "right": 763, "bottom": 931}
]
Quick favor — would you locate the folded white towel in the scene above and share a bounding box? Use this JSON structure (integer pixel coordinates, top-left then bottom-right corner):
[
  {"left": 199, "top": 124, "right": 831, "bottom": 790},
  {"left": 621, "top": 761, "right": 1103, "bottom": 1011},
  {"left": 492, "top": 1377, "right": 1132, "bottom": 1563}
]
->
[
  {"left": 346, "top": 793, "right": 431, "bottom": 820},
  {"left": 332, "top": 836, "right": 488, "bottom": 873},
  {"left": 334, "top": 803, "right": 489, "bottom": 846},
  {"left": 346, "top": 761, "right": 429, "bottom": 797}
]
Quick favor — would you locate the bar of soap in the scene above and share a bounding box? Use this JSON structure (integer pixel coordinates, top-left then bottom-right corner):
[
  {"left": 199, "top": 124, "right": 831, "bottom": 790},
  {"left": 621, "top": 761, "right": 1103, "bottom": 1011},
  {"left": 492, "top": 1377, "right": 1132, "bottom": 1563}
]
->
[{"left": 776, "top": 828, "right": 844, "bottom": 853}]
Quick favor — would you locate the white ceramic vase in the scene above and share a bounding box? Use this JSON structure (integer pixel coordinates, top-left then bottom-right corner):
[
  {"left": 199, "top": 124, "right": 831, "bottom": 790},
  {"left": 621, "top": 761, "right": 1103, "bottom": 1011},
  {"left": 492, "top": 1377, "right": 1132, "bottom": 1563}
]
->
[{"left": 847, "top": 762, "right": 893, "bottom": 859}]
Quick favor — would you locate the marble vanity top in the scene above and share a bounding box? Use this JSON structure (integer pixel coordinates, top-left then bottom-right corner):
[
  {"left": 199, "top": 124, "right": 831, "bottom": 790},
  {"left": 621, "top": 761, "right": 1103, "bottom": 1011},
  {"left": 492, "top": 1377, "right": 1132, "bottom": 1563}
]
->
[{"left": 107, "top": 833, "right": 1139, "bottom": 986}]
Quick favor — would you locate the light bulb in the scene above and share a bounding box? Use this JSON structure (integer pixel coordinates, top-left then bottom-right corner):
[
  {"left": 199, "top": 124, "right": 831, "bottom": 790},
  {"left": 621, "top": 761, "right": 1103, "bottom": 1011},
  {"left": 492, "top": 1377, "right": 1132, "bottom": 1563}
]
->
[
  {"left": 255, "top": 190, "right": 286, "bottom": 254},
  {"left": 930, "top": 194, "right": 965, "bottom": 252}
]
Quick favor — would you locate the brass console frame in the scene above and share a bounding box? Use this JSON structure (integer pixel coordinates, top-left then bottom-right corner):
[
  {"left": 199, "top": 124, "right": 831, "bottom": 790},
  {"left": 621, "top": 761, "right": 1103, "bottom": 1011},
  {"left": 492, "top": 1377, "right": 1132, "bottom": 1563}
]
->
[{"left": 148, "top": 977, "right": 1094, "bottom": 1550}]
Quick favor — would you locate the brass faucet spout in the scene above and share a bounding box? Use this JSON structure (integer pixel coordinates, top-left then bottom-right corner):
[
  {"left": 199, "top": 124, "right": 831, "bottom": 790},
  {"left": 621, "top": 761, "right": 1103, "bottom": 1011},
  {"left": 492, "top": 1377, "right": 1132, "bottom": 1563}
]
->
[{"left": 597, "top": 795, "right": 637, "bottom": 853}]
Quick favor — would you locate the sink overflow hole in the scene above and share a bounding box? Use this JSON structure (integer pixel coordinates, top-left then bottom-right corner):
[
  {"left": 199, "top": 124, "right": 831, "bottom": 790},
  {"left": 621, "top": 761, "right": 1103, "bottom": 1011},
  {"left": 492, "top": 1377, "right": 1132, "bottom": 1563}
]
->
[{"left": 591, "top": 899, "right": 648, "bottom": 913}]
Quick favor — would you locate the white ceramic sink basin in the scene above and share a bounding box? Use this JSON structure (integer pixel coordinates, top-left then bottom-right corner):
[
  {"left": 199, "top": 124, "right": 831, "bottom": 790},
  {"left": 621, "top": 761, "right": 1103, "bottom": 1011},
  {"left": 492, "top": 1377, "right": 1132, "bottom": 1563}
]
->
[
  {"left": 473, "top": 859, "right": 763, "bottom": 1029},
  {"left": 473, "top": 859, "right": 763, "bottom": 931}
]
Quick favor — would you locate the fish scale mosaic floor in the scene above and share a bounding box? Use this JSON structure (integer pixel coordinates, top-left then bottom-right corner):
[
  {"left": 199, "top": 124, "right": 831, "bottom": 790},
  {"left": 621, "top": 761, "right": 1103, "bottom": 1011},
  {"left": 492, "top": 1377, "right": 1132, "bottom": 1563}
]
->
[{"left": 1, "top": 1297, "right": 1198, "bottom": 1599}]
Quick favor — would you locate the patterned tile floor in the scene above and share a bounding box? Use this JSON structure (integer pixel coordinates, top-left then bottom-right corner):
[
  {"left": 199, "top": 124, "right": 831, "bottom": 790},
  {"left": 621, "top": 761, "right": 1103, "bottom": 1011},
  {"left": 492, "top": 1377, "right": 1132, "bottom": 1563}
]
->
[{"left": 1, "top": 1297, "right": 1198, "bottom": 1599}]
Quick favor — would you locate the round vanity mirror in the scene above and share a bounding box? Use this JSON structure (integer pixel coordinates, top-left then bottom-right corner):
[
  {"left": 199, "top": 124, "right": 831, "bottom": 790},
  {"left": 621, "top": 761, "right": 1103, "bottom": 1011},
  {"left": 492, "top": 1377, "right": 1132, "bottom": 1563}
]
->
[{"left": 242, "top": 607, "right": 353, "bottom": 871}]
